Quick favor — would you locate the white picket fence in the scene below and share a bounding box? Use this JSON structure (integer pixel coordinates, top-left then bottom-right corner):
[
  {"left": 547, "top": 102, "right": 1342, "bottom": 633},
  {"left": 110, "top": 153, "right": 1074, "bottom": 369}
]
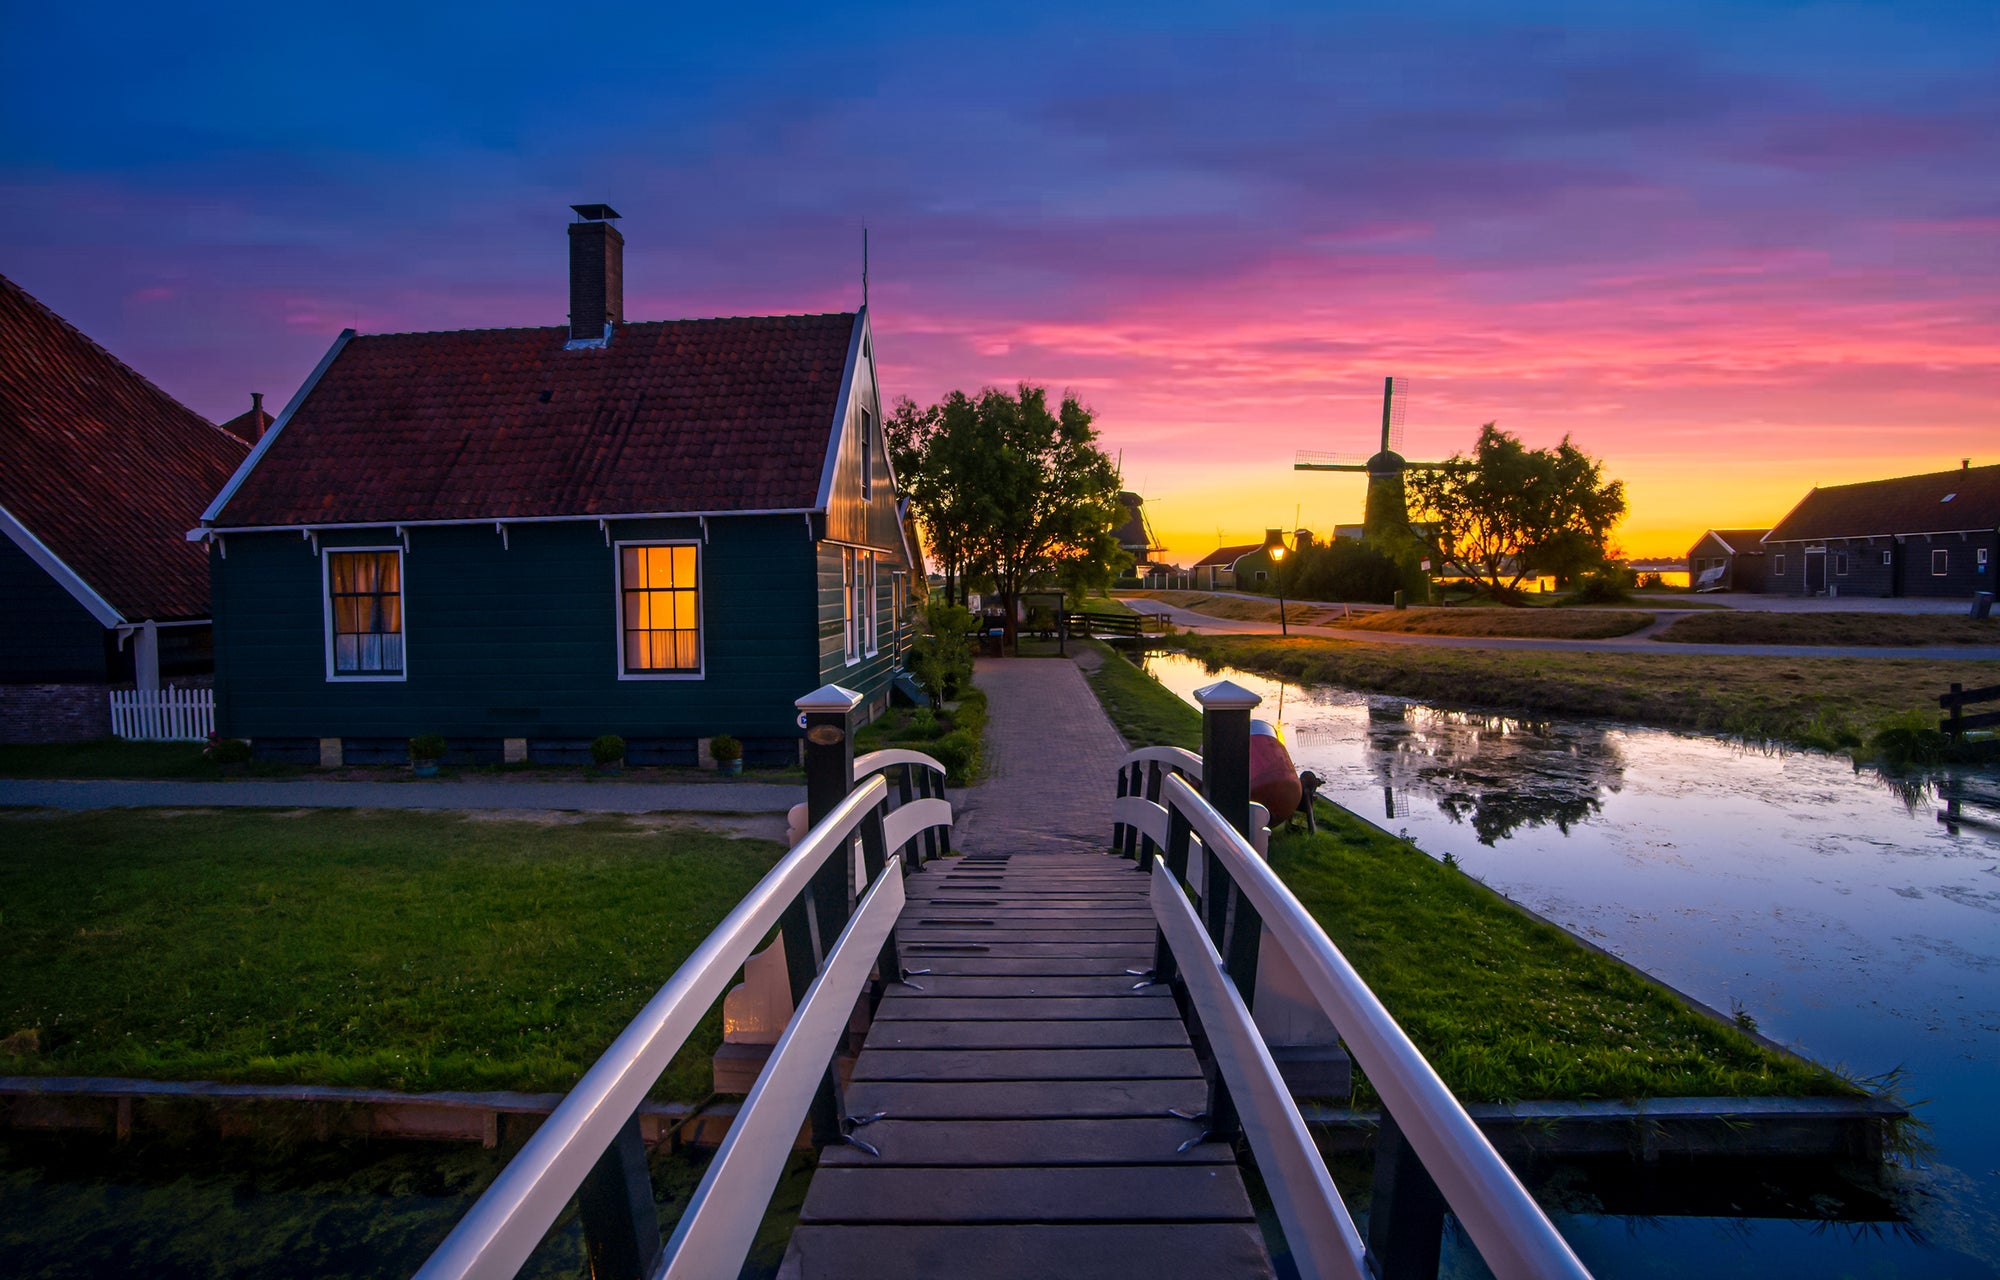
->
[{"left": 108, "top": 687, "right": 215, "bottom": 741}]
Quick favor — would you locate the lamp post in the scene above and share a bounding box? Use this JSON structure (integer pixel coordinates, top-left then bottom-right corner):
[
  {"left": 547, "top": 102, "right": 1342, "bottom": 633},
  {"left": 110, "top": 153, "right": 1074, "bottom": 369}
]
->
[{"left": 1269, "top": 538, "right": 1290, "bottom": 637}]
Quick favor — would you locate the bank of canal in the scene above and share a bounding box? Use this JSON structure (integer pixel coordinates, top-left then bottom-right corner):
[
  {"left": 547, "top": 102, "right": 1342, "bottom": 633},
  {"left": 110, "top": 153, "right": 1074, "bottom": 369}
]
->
[{"left": 1141, "top": 649, "right": 2000, "bottom": 1278}]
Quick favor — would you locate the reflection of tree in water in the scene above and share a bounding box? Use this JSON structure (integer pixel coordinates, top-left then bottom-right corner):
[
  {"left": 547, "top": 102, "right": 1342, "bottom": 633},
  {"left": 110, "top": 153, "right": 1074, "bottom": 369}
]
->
[{"left": 1364, "top": 702, "right": 1625, "bottom": 846}]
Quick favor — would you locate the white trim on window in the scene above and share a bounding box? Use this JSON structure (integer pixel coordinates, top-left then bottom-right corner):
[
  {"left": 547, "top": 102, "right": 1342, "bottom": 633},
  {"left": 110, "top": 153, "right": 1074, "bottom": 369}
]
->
[
  {"left": 614, "top": 540, "right": 706, "bottom": 681},
  {"left": 322, "top": 545, "right": 408, "bottom": 683},
  {"left": 842, "top": 547, "right": 861, "bottom": 666},
  {"left": 1773, "top": 553, "right": 1786, "bottom": 576},
  {"left": 864, "top": 552, "right": 880, "bottom": 657},
  {"left": 1932, "top": 548, "right": 1950, "bottom": 576}
]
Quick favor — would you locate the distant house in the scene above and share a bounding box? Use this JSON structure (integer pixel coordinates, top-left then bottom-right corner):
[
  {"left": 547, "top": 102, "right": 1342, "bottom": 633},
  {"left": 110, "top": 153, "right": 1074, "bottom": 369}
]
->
[
  {"left": 1762, "top": 463, "right": 1999, "bottom": 598},
  {"left": 1190, "top": 542, "right": 1262, "bottom": 591},
  {"left": 0, "top": 273, "right": 249, "bottom": 742},
  {"left": 1685, "top": 529, "right": 1770, "bottom": 592},
  {"left": 1190, "top": 529, "right": 1311, "bottom": 592},
  {"left": 193, "top": 206, "right": 914, "bottom": 766}
]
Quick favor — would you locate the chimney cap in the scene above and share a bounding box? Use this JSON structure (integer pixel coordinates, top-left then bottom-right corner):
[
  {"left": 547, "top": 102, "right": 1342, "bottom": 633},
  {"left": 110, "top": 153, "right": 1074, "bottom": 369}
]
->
[{"left": 571, "top": 203, "right": 621, "bottom": 222}]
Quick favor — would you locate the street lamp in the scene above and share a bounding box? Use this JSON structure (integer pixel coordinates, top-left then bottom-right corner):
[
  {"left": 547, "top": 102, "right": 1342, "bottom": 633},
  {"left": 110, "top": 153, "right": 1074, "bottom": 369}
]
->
[{"left": 1268, "top": 538, "right": 1289, "bottom": 637}]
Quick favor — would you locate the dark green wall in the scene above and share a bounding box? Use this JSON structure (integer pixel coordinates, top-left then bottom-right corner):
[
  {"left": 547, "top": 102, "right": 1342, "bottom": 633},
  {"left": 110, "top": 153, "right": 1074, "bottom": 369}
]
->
[
  {"left": 0, "top": 536, "right": 112, "bottom": 682},
  {"left": 816, "top": 543, "right": 899, "bottom": 709},
  {"left": 212, "top": 515, "right": 878, "bottom": 741}
]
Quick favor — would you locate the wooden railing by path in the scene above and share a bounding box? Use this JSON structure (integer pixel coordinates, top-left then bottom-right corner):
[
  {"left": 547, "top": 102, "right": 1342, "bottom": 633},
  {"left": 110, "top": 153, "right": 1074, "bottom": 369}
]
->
[{"left": 1940, "top": 681, "right": 2000, "bottom": 739}]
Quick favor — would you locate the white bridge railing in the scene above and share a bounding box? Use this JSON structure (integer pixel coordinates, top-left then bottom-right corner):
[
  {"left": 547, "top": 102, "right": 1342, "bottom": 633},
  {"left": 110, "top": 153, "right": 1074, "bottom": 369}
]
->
[
  {"left": 1114, "top": 682, "right": 1591, "bottom": 1280},
  {"left": 415, "top": 760, "right": 952, "bottom": 1280},
  {"left": 108, "top": 687, "right": 214, "bottom": 741}
]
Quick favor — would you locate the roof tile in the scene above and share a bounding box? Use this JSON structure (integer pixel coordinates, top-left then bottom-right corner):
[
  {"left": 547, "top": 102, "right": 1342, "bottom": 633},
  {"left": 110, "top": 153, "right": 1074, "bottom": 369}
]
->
[{"left": 1767, "top": 466, "right": 2000, "bottom": 542}]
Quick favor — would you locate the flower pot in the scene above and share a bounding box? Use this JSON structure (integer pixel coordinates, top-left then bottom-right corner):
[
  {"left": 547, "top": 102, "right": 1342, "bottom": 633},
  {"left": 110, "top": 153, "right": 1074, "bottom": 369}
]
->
[
  {"left": 412, "top": 761, "right": 440, "bottom": 778},
  {"left": 717, "top": 759, "right": 742, "bottom": 776}
]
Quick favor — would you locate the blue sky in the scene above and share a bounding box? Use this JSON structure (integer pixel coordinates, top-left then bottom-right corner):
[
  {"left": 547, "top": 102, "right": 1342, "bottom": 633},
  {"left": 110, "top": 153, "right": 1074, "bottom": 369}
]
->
[{"left": 4, "top": 0, "right": 1995, "bottom": 554}]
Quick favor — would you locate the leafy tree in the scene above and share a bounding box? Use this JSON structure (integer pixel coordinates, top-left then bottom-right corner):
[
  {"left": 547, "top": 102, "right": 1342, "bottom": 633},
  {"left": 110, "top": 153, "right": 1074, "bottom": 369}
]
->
[
  {"left": 1405, "top": 424, "right": 1626, "bottom": 599},
  {"left": 1282, "top": 538, "right": 1406, "bottom": 604},
  {"left": 891, "top": 386, "right": 1126, "bottom": 648}
]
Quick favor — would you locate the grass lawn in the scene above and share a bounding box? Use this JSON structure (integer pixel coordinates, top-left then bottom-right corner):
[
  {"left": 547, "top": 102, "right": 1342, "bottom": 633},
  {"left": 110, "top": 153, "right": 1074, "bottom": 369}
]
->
[
  {"left": 0, "top": 809, "right": 786, "bottom": 1101},
  {"left": 1177, "top": 633, "right": 2000, "bottom": 754},
  {"left": 1071, "top": 642, "right": 1854, "bottom": 1103},
  {"left": 1125, "top": 589, "right": 1337, "bottom": 625},
  {"left": 1655, "top": 610, "right": 2000, "bottom": 647},
  {"left": 1337, "top": 607, "right": 1654, "bottom": 639}
]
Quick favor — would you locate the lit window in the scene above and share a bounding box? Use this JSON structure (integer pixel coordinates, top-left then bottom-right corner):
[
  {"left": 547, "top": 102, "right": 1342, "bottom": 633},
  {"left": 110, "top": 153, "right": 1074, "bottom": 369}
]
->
[
  {"left": 1933, "top": 549, "right": 1949, "bottom": 576},
  {"left": 619, "top": 544, "right": 701, "bottom": 675},
  {"left": 327, "top": 549, "right": 404, "bottom": 678}
]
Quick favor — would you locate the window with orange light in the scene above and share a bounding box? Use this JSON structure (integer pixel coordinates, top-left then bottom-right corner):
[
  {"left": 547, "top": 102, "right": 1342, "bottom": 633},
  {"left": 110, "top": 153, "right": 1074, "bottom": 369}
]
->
[{"left": 619, "top": 544, "right": 702, "bottom": 675}]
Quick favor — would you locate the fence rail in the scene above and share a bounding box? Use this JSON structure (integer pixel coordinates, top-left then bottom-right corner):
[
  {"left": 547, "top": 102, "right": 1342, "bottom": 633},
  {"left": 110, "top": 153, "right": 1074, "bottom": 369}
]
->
[
  {"left": 1141, "top": 759, "right": 1591, "bottom": 1280},
  {"left": 108, "top": 687, "right": 214, "bottom": 741},
  {"left": 1940, "top": 681, "right": 2000, "bottom": 737}
]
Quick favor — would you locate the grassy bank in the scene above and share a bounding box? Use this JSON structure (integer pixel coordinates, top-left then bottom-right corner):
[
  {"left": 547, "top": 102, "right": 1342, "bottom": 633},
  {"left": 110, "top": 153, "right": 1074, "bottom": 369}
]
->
[
  {"left": 1178, "top": 633, "right": 2000, "bottom": 753},
  {"left": 1656, "top": 610, "right": 2000, "bottom": 647},
  {"left": 0, "top": 809, "right": 785, "bottom": 1101},
  {"left": 1125, "top": 589, "right": 1336, "bottom": 625},
  {"left": 1072, "top": 642, "right": 1855, "bottom": 1104},
  {"left": 1338, "top": 607, "right": 1654, "bottom": 639}
]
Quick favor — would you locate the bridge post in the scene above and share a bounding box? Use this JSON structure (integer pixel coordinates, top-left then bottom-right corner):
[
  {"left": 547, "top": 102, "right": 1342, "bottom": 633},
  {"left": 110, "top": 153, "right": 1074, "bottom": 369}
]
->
[
  {"left": 787, "top": 683, "right": 864, "bottom": 1147},
  {"left": 1192, "top": 680, "right": 1264, "bottom": 1142},
  {"left": 575, "top": 1114, "right": 663, "bottom": 1280},
  {"left": 1366, "top": 1111, "right": 1449, "bottom": 1280}
]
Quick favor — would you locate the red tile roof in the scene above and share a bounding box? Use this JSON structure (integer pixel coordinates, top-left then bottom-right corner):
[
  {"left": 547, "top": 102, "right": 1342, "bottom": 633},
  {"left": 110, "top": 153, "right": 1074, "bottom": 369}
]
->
[
  {"left": 211, "top": 314, "right": 859, "bottom": 528},
  {"left": 1194, "top": 543, "right": 1262, "bottom": 568},
  {"left": 216, "top": 401, "right": 273, "bottom": 445},
  {"left": 0, "top": 273, "right": 248, "bottom": 621},
  {"left": 1766, "top": 464, "right": 2000, "bottom": 542}
]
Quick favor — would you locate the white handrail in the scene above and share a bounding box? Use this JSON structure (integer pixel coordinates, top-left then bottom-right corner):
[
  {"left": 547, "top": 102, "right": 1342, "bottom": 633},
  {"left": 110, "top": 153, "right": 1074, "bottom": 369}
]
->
[
  {"left": 415, "top": 776, "right": 893, "bottom": 1280},
  {"left": 852, "top": 747, "right": 947, "bottom": 782},
  {"left": 662, "top": 859, "right": 907, "bottom": 1275},
  {"left": 1157, "top": 772, "right": 1592, "bottom": 1280},
  {"left": 1118, "top": 744, "right": 1203, "bottom": 782}
]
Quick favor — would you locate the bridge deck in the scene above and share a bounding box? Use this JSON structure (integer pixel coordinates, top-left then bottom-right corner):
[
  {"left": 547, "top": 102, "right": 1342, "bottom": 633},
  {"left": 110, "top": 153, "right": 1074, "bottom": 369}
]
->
[{"left": 780, "top": 849, "right": 1276, "bottom": 1279}]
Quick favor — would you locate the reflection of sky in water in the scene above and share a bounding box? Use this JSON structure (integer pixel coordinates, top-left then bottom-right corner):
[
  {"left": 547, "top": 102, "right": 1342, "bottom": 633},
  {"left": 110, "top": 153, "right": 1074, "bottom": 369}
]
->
[{"left": 1143, "top": 653, "right": 2000, "bottom": 1277}]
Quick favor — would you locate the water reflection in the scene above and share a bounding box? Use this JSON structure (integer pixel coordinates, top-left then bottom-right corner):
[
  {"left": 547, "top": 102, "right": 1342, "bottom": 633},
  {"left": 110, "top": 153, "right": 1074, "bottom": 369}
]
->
[{"left": 1359, "top": 704, "right": 1620, "bottom": 845}]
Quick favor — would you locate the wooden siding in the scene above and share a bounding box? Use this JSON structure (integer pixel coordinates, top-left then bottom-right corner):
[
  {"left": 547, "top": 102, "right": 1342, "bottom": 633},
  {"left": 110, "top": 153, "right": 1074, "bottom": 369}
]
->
[
  {"left": 817, "top": 542, "right": 900, "bottom": 717},
  {"left": 1762, "top": 531, "right": 1998, "bottom": 598},
  {"left": 212, "top": 515, "right": 837, "bottom": 741},
  {"left": 0, "top": 536, "right": 112, "bottom": 682}
]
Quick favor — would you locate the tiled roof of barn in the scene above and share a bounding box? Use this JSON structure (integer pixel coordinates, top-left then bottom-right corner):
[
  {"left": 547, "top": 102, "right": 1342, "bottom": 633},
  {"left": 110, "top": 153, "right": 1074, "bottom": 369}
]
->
[
  {"left": 0, "top": 272, "right": 248, "bottom": 621},
  {"left": 210, "top": 313, "right": 858, "bottom": 528},
  {"left": 1766, "top": 465, "right": 2000, "bottom": 542}
]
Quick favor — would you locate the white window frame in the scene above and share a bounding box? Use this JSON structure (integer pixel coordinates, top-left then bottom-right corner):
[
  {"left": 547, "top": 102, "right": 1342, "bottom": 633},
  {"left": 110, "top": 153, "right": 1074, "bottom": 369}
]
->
[
  {"left": 322, "top": 545, "right": 408, "bottom": 683},
  {"left": 1773, "top": 553, "right": 1786, "bottom": 576},
  {"left": 1835, "top": 552, "right": 1849, "bottom": 576},
  {"left": 1932, "top": 548, "right": 1949, "bottom": 576},
  {"left": 614, "top": 539, "right": 705, "bottom": 681},
  {"left": 859, "top": 407, "right": 874, "bottom": 500},
  {"left": 1979, "top": 547, "right": 1991, "bottom": 568},
  {"left": 842, "top": 548, "right": 861, "bottom": 666},
  {"left": 864, "top": 553, "right": 880, "bottom": 657},
  {"left": 1882, "top": 550, "right": 1893, "bottom": 566}
]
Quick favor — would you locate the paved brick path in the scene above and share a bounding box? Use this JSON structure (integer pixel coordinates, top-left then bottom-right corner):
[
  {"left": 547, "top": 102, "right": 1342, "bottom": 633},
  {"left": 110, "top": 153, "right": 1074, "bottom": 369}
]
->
[{"left": 951, "top": 656, "right": 1133, "bottom": 855}]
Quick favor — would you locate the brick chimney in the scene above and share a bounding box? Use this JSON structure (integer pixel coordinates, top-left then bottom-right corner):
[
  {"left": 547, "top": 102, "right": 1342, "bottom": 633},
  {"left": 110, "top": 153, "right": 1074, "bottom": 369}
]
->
[
  {"left": 250, "top": 392, "right": 266, "bottom": 440},
  {"left": 567, "top": 203, "right": 624, "bottom": 345}
]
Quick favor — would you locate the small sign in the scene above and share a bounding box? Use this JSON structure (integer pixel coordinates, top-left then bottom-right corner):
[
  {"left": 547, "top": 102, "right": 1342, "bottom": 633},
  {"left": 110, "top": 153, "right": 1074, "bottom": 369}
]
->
[
  {"left": 797, "top": 712, "right": 810, "bottom": 730},
  {"left": 1420, "top": 559, "right": 1432, "bottom": 571},
  {"left": 807, "top": 724, "right": 845, "bottom": 746}
]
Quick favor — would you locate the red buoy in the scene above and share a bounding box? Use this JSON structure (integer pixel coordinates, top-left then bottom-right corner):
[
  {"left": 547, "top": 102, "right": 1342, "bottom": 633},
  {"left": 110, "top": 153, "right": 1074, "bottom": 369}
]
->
[{"left": 1249, "top": 719, "right": 1302, "bottom": 824}]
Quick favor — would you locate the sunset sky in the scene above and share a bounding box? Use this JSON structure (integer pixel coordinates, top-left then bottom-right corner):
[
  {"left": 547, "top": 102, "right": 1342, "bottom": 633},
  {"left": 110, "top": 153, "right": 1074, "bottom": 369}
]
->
[{"left": 3, "top": 1, "right": 1994, "bottom": 560}]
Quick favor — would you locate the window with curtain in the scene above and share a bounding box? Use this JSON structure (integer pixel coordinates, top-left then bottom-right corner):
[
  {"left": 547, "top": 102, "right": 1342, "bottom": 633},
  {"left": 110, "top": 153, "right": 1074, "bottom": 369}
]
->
[
  {"left": 327, "top": 549, "right": 405, "bottom": 676},
  {"left": 620, "top": 544, "right": 701, "bottom": 674}
]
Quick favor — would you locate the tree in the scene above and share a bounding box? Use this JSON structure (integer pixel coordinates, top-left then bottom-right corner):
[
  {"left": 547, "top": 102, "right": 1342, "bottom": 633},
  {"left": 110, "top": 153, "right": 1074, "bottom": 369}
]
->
[
  {"left": 1405, "top": 424, "right": 1626, "bottom": 599},
  {"left": 891, "top": 386, "right": 1126, "bottom": 648}
]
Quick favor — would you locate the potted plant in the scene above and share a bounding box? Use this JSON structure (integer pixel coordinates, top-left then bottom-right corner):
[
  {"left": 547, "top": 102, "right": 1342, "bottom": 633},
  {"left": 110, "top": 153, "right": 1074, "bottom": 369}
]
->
[
  {"left": 709, "top": 733, "right": 743, "bottom": 776},
  {"left": 591, "top": 734, "right": 627, "bottom": 775},
  {"left": 409, "top": 734, "right": 448, "bottom": 777}
]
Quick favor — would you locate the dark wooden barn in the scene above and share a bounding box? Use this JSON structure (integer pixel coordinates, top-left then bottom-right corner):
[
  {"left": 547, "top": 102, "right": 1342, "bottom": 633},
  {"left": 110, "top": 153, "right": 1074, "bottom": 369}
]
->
[
  {"left": 1685, "top": 528, "right": 1771, "bottom": 592},
  {"left": 1762, "top": 463, "right": 1999, "bottom": 598}
]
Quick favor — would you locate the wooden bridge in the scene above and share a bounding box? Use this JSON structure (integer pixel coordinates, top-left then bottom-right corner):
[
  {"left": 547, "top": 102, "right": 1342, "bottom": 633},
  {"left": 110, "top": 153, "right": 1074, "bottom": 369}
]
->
[{"left": 414, "top": 668, "right": 1593, "bottom": 1280}]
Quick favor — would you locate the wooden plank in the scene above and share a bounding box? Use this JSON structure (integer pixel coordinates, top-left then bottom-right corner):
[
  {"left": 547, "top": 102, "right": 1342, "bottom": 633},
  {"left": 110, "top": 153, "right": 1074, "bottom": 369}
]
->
[
  {"left": 873, "top": 996, "right": 1179, "bottom": 1021},
  {"left": 843, "top": 1078, "right": 1207, "bottom": 1119},
  {"left": 896, "top": 930, "right": 1156, "bottom": 945},
  {"left": 799, "top": 1165, "right": 1254, "bottom": 1223},
  {"left": 898, "top": 942, "right": 1151, "bottom": 958},
  {"left": 849, "top": 1047, "right": 1202, "bottom": 1081},
  {"left": 779, "top": 1224, "right": 1276, "bottom": 1280},
  {"left": 862, "top": 1020, "right": 1189, "bottom": 1050},
  {"left": 882, "top": 976, "right": 1151, "bottom": 997},
  {"left": 815, "top": 1118, "right": 1232, "bottom": 1165},
  {"left": 1938, "top": 681, "right": 2000, "bottom": 708},
  {"left": 884, "top": 956, "right": 1147, "bottom": 977}
]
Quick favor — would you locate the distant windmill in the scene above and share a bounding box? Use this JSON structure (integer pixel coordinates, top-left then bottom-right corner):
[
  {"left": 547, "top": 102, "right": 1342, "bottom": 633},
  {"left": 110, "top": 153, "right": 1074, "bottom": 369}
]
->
[{"left": 1295, "top": 377, "right": 1468, "bottom": 539}]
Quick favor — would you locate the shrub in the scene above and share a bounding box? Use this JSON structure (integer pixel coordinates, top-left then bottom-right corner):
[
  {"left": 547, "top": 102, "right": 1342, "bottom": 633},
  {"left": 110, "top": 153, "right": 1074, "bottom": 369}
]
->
[
  {"left": 910, "top": 599, "right": 976, "bottom": 700},
  {"left": 409, "top": 734, "right": 449, "bottom": 762},
  {"left": 1567, "top": 571, "right": 1630, "bottom": 605},
  {"left": 927, "top": 730, "right": 977, "bottom": 784},
  {"left": 1285, "top": 540, "right": 1406, "bottom": 604},
  {"left": 709, "top": 734, "right": 742, "bottom": 763},
  {"left": 907, "top": 708, "right": 940, "bottom": 738},
  {"left": 205, "top": 737, "right": 252, "bottom": 765},
  {"left": 590, "top": 734, "right": 626, "bottom": 765}
]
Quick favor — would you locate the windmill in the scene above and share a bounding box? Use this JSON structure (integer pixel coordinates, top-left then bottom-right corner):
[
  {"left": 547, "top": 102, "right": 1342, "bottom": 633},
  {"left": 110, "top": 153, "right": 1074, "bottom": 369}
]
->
[{"left": 1295, "top": 377, "right": 1468, "bottom": 540}]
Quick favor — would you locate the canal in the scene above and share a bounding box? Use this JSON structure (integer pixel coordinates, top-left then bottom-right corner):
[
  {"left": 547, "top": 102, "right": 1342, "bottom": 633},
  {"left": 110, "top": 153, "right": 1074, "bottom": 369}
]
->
[{"left": 1144, "top": 651, "right": 2000, "bottom": 1278}]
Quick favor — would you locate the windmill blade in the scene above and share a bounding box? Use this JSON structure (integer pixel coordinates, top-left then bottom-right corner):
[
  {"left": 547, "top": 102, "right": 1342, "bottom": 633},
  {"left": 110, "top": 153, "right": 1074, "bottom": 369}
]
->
[
  {"left": 1385, "top": 376, "right": 1410, "bottom": 454},
  {"left": 1295, "top": 449, "right": 1372, "bottom": 471}
]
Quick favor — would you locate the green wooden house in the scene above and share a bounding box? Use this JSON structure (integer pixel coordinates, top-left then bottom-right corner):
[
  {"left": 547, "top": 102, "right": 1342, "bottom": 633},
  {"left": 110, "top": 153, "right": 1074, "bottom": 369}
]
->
[{"left": 194, "top": 206, "right": 915, "bottom": 766}]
